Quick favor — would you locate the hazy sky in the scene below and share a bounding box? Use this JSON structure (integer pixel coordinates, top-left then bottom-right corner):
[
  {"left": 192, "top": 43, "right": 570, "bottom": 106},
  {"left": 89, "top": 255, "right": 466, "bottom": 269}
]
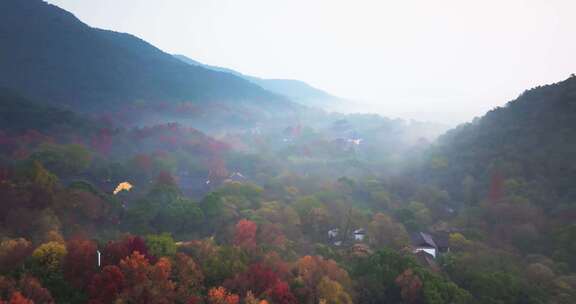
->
[{"left": 47, "top": 0, "right": 576, "bottom": 124}]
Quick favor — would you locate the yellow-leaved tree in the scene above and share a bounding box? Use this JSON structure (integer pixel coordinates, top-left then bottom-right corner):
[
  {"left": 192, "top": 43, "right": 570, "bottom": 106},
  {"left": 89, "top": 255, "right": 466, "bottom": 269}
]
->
[{"left": 32, "top": 241, "right": 67, "bottom": 272}]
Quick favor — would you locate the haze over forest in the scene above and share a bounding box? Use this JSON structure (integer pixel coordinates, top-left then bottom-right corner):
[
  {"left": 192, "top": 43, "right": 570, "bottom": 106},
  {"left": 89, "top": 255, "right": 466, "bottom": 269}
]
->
[{"left": 0, "top": 1, "right": 575, "bottom": 304}]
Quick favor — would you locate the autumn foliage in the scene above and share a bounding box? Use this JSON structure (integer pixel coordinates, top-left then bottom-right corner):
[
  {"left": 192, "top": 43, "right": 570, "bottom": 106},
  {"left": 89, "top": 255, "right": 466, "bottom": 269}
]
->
[
  {"left": 207, "top": 287, "right": 240, "bottom": 304},
  {"left": 0, "top": 276, "right": 53, "bottom": 304},
  {"left": 395, "top": 269, "right": 423, "bottom": 304},
  {"left": 102, "top": 235, "right": 155, "bottom": 266},
  {"left": 268, "top": 281, "right": 298, "bottom": 304},
  {"left": 117, "top": 252, "right": 176, "bottom": 303},
  {"left": 0, "top": 292, "right": 33, "bottom": 304},
  {"left": 233, "top": 219, "right": 257, "bottom": 249},
  {"left": 1, "top": 71, "right": 575, "bottom": 304},
  {"left": 173, "top": 253, "right": 204, "bottom": 302},
  {"left": 0, "top": 238, "right": 33, "bottom": 273},
  {"left": 87, "top": 266, "right": 124, "bottom": 304},
  {"left": 64, "top": 238, "right": 98, "bottom": 289},
  {"left": 18, "top": 276, "right": 54, "bottom": 304},
  {"left": 224, "top": 263, "right": 278, "bottom": 297}
]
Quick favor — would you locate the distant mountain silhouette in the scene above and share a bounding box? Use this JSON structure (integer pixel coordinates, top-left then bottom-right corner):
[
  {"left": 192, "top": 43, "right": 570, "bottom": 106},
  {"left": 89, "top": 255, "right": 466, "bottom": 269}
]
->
[
  {"left": 174, "top": 54, "right": 343, "bottom": 109},
  {"left": 0, "top": 0, "right": 295, "bottom": 115}
]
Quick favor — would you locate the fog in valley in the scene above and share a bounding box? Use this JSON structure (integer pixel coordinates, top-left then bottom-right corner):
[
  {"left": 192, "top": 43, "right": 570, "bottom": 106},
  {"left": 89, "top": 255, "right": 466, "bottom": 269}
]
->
[{"left": 1, "top": 1, "right": 575, "bottom": 303}]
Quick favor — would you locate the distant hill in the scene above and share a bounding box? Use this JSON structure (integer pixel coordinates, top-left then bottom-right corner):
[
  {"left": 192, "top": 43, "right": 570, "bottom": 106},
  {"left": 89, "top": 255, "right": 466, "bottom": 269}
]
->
[
  {"left": 426, "top": 75, "right": 576, "bottom": 211},
  {"left": 0, "top": 0, "right": 295, "bottom": 116},
  {"left": 174, "top": 54, "right": 343, "bottom": 109}
]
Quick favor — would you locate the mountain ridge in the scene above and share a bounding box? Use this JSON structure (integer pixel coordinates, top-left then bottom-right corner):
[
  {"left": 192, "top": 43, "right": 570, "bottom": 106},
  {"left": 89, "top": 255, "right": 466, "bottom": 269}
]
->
[
  {"left": 174, "top": 54, "right": 343, "bottom": 109},
  {"left": 0, "top": 0, "right": 295, "bottom": 115}
]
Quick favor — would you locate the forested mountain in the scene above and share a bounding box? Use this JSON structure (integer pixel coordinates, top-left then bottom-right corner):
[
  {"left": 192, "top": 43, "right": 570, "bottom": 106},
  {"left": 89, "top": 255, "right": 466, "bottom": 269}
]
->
[
  {"left": 409, "top": 76, "right": 576, "bottom": 295},
  {"left": 3, "top": 75, "right": 576, "bottom": 303},
  {"left": 0, "top": 0, "right": 294, "bottom": 114},
  {"left": 427, "top": 75, "right": 576, "bottom": 213},
  {"left": 174, "top": 54, "right": 343, "bottom": 109},
  {"left": 0, "top": 88, "right": 94, "bottom": 133},
  {"left": 1, "top": 1, "right": 576, "bottom": 303}
]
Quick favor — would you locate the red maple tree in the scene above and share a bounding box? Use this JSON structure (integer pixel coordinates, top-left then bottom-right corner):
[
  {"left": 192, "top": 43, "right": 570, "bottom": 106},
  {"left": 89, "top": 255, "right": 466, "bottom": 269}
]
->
[{"left": 233, "top": 219, "right": 257, "bottom": 249}]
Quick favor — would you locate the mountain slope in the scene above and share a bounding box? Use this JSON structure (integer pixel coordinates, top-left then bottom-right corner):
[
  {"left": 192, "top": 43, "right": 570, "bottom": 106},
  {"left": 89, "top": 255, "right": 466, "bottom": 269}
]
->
[
  {"left": 0, "top": 0, "right": 293, "bottom": 113},
  {"left": 174, "top": 54, "right": 342, "bottom": 108},
  {"left": 0, "top": 88, "right": 95, "bottom": 133},
  {"left": 425, "top": 75, "right": 576, "bottom": 211}
]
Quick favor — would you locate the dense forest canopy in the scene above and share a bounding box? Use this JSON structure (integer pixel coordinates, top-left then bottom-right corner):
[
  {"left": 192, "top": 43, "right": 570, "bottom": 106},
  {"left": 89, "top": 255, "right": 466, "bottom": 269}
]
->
[{"left": 1, "top": 1, "right": 575, "bottom": 303}]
